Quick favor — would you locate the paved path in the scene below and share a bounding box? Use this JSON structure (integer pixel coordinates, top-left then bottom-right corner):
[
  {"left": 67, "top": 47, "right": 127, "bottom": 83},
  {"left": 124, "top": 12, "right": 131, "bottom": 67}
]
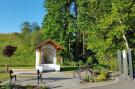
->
[
  {"left": 8, "top": 71, "right": 118, "bottom": 89},
  {"left": 12, "top": 72, "right": 82, "bottom": 89},
  {"left": 2, "top": 71, "right": 135, "bottom": 89},
  {"left": 84, "top": 80, "right": 135, "bottom": 89}
]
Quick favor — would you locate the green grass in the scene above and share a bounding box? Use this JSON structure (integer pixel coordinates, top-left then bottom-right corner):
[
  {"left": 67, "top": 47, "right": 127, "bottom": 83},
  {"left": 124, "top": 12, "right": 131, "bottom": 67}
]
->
[
  {"left": 0, "top": 73, "right": 9, "bottom": 81},
  {"left": 0, "top": 67, "right": 9, "bottom": 82},
  {"left": 0, "top": 33, "right": 35, "bottom": 67},
  {"left": 0, "top": 67, "right": 35, "bottom": 82}
]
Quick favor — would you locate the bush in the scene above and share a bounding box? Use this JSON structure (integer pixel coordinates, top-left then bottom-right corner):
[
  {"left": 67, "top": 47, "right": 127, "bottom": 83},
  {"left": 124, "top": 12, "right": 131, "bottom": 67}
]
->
[
  {"left": 86, "top": 57, "right": 93, "bottom": 66},
  {"left": 94, "top": 71, "right": 107, "bottom": 82},
  {"left": 108, "top": 58, "right": 117, "bottom": 71},
  {"left": 83, "top": 70, "right": 108, "bottom": 82},
  {"left": 62, "top": 60, "right": 77, "bottom": 66},
  {"left": 83, "top": 76, "right": 94, "bottom": 82},
  {"left": 93, "top": 64, "right": 107, "bottom": 71},
  {"left": 60, "top": 66, "right": 77, "bottom": 71}
]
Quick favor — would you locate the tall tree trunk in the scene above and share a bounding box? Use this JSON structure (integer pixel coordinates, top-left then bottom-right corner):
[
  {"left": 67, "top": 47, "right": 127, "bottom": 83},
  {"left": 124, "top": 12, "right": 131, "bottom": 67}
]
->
[
  {"left": 65, "top": 0, "right": 70, "bottom": 52},
  {"left": 74, "top": 0, "right": 80, "bottom": 68},
  {"left": 68, "top": 36, "right": 71, "bottom": 53},
  {"left": 75, "top": 0, "right": 78, "bottom": 58},
  {"left": 74, "top": 0, "right": 78, "bottom": 20},
  {"left": 123, "top": 34, "right": 129, "bottom": 49},
  {"left": 119, "top": 19, "right": 129, "bottom": 49}
]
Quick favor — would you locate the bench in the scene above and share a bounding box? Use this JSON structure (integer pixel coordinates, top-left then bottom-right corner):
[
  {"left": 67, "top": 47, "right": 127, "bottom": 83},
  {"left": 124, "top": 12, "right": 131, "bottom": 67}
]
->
[
  {"left": 9, "top": 69, "right": 42, "bottom": 84},
  {"left": 9, "top": 70, "right": 17, "bottom": 83}
]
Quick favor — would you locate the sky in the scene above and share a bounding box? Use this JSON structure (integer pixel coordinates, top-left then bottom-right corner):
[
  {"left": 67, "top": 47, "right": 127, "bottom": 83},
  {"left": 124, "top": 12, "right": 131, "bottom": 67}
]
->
[{"left": 0, "top": 0, "right": 45, "bottom": 33}]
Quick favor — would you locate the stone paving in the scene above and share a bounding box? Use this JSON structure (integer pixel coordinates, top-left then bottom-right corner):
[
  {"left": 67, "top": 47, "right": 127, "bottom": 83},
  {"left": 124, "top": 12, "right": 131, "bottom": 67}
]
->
[{"left": 2, "top": 71, "right": 120, "bottom": 89}]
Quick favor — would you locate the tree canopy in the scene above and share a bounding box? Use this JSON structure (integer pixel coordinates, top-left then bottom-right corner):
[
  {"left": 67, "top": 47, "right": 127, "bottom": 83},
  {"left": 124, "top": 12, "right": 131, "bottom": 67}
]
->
[{"left": 42, "top": 0, "right": 135, "bottom": 70}]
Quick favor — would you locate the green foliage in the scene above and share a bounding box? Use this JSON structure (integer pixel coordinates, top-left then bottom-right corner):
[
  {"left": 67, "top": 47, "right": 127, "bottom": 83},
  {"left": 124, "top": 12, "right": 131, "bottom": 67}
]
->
[
  {"left": 0, "top": 21, "right": 44, "bottom": 67},
  {"left": 95, "top": 70, "right": 107, "bottom": 82},
  {"left": 42, "top": 0, "right": 82, "bottom": 62},
  {"left": 83, "top": 70, "right": 108, "bottom": 82},
  {"left": 42, "top": 0, "right": 67, "bottom": 41},
  {"left": 93, "top": 65, "right": 106, "bottom": 71},
  {"left": 94, "top": 72, "right": 107, "bottom": 82},
  {"left": 60, "top": 66, "right": 77, "bottom": 71},
  {"left": 62, "top": 60, "right": 77, "bottom": 66},
  {"left": 108, "top": 57, "right": 118, "bottom": 71},
  {"left": 1, "top": 0, "right": 135, "bottom": 73},
  {"left": 86, "top": 57, "right": 96, "bottom": 67},
  {"left": 76, "top": 0, "right": 135, "bottom": 71},
  {"left": 21, "top": 21, "right": 32, "bottom": 34},
  {"left": 83, "top": 76, "right": 94, "bottom": 82}
]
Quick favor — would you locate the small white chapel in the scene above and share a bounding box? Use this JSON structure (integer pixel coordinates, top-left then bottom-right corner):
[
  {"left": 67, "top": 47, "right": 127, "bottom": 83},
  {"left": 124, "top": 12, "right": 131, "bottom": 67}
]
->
[{"left": 35, "top": 39, "right": 64, "bottom": 72}]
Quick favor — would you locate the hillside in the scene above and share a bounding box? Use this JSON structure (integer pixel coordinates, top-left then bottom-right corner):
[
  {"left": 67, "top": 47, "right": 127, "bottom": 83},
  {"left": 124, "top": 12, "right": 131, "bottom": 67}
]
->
[{"left": 0, "top": 33, "right": 35, "bottom": 67}]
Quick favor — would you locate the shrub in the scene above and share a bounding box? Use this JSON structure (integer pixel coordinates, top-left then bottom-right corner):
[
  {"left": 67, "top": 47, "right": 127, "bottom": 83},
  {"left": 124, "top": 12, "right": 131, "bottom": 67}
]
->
[
  {"left": 83, "top": 76, "right": 94, "bottom": 82},
  {"left": 60, "top": 66, "right": 77, "bottom": 71},
  {"left": 108, "top": 58, "right": 117, "bottom": 71},
  {"left": 93, "top": 64, "right": 107, "bottom": 71},
  {"left": 86, "top": 57, "right": 93, "bottom": 66},
  {"left": 94, "top": 71, "right": 107, "bottom": 82}
]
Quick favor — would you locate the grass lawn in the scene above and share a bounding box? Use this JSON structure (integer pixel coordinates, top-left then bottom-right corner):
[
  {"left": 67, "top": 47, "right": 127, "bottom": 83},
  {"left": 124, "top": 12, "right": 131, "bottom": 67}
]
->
[
  {"left": 0, "top": 67, "right": 9, "bottom": 83},
  {"left": 0, "top": 66, "right": 34, "bottom": 83}
]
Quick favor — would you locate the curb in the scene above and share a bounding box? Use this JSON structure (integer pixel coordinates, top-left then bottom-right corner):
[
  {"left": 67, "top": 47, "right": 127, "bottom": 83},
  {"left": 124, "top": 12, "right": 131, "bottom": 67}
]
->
[{"left": 81, "top": 77, "right": 119, "bottom": 89}]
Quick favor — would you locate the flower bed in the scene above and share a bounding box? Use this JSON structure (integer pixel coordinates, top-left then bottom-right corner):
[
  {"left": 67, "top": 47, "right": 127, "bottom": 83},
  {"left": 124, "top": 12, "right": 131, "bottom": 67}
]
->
[{"left": 82, "top": 70, "right": 113, "bottom": 83}]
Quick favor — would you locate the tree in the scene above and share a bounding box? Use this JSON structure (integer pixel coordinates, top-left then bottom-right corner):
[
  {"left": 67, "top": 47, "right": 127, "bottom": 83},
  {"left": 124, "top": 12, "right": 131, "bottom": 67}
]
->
[
  {"left": 21, "top": 21, "right": 32, "bottom": 34},
  {"left": 42, "top": 0, "right": 135, "bottom": 70},
  {"left": 78, "top": 0, "right": 135, "bottom": 70},
  {"left": 31, "top": 30, "right": 44, "bottom": 47},
  {"left": 31, "top": 22, "right": 40, "bottom": 32},
  {"left": 3, "top": 45, "right": 17, "bottom": 72},
  {"left": 42, "top": 0, "right": 78, "bottom": 62},
  {"left": 3, "top": 45, "right": 17, "bottom": 57},
  {"left": 20, "top": 21, "right": 41, "bottom": 46}
]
